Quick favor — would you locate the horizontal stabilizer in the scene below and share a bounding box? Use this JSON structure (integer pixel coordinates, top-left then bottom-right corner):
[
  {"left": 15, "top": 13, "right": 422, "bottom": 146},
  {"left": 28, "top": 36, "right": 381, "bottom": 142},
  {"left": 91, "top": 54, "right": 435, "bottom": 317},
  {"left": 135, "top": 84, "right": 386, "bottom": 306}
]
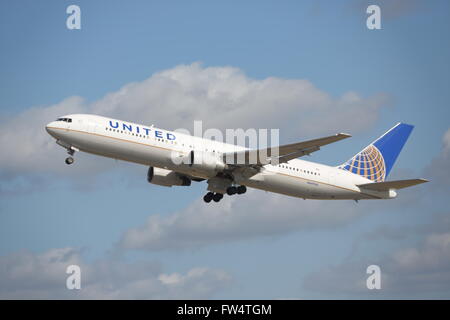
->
[{"left": 357, "top": 178, "right": 428, "bottom": 191}]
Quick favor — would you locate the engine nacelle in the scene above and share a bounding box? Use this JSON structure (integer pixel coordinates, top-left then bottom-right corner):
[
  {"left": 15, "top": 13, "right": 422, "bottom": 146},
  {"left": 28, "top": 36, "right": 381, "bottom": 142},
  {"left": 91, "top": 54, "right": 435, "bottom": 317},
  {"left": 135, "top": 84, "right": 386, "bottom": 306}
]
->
[
  {"left": 147, "top": 167, "right": 191, "bottom": 187},
  {"left": 185, "top": 150, "right": 226, "bottom": 177}
]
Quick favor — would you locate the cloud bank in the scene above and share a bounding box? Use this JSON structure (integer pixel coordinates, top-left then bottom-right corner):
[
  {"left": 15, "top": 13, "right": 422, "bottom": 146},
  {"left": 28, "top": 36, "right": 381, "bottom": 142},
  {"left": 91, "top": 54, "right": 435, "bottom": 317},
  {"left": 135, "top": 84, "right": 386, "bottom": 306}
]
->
[
  {"left": 424, "top": 128, "right": 450, "bottom": 192},
  {"left": 303, "top": 227, "right": 450, "bottom": 298},
  {"left": 118, "top": 188, "right": 370, "bottom": 252},
  {"left": 0, "top": 248, "right": 231, "bottom": 299},
  {"left": 300, "top": 127, "right": 450, "bottom": 298},
  {"left": 0, "top": 63, "right": 389, "bottom": 185}
]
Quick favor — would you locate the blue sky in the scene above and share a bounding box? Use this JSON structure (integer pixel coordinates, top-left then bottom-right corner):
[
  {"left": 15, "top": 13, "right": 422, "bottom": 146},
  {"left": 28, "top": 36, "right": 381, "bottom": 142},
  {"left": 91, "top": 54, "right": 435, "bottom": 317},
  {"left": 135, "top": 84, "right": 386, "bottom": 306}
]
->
[{"left": 0, "top": 0, "right": 449, "bottom": 299}]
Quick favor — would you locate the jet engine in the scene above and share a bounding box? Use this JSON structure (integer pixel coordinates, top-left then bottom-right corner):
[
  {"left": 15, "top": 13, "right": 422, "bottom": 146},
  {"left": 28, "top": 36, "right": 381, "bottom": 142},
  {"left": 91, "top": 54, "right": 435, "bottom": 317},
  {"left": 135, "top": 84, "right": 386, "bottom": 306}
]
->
[{"left": 147, "top": 167, "right": 191, "bottom": 187}]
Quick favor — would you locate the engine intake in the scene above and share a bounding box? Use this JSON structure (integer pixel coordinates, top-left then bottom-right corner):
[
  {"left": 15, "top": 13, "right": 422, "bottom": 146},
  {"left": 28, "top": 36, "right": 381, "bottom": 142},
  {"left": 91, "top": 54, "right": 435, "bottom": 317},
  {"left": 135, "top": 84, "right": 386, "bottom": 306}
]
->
[{"left": 147, "top": 167, "right": 191, "bottom": 187}]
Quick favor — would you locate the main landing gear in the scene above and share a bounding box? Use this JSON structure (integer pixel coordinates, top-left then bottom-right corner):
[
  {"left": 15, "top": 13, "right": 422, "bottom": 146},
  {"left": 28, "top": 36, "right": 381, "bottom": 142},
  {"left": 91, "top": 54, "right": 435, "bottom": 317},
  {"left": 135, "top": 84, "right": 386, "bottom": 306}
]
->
[
  {"left": 203, "top": 185, "right": 247, "bottom": 203},
  {"left": 226, "top": 185, "right": 247, "bottom": 195},
  {"left": 203, "top": 192, "right": 223, "bottom": 203}
]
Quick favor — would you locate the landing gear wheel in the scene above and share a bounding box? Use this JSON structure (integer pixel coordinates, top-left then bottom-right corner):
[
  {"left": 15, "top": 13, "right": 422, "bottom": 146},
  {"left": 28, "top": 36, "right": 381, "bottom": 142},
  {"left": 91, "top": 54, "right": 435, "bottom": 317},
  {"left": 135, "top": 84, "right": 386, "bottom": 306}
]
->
[
  {"left": 226, "top": 186, "right": 237, "bottom": 195},
  {"left": 65, "top": 157, "right": 74, "bottom": 165},
  {"left": 203, "top": 192, "right": 214, "bottom": 203},
  {"left": 213, "top": 193, "right": 223, "bottom": 202},
  {"left": 237, "top": 185, "right": 247, "bottom": 194}
]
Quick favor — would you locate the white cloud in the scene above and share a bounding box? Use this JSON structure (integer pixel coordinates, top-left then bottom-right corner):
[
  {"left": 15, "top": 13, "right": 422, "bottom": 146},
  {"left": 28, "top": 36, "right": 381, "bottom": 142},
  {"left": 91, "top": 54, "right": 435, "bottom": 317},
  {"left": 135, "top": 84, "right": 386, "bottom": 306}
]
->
[
  {"left": 0, "top": 96, "right": 85, "bottom": 175},
  {"left": 91, "top": 63, "right": 388, "bottom": 137},
  {"left": 0, "top": 248, "right": 231, "bottom": 299},
  {"left": 442, "top": 128, "right": 450, "bottom": 154},
  {"left": 424, "top": 128, "right": 450, "bottom": 191},
  {"left": 0, "top": 63, "right": 388, "bottom": 185},
  {"left": 300, "top": 130, "right": 450, "bottom": 298},
  {"left": 303, "top": 224, "right": 450, "bottom": 298},
  {"left": 391, "top": 232, "right": 450, "bottom": 272},
  {"left": 118, "top": 188, "right": 367, "bottom": 251}
]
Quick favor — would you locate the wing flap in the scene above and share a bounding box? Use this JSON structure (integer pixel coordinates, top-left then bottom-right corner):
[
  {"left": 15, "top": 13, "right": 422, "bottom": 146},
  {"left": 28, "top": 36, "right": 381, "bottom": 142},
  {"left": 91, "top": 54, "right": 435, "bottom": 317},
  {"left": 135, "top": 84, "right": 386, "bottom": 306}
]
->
[{"left": 357, "top": 178, "right": 428, "bottom": 191}]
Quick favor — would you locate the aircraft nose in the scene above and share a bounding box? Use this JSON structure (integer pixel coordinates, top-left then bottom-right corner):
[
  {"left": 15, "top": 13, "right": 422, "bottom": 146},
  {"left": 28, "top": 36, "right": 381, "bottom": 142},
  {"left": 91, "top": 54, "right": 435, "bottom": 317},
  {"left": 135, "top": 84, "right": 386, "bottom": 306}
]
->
[{"left": 45, "top": 122, "right": 57, "bottom": 137}]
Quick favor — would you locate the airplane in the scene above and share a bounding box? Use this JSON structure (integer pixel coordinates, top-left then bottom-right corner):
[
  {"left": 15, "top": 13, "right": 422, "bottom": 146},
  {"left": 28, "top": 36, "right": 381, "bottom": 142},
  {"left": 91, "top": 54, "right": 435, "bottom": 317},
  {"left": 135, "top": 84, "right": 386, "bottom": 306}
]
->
[{"left": 45, "top": 114, "right": 428, "bottom": 203}]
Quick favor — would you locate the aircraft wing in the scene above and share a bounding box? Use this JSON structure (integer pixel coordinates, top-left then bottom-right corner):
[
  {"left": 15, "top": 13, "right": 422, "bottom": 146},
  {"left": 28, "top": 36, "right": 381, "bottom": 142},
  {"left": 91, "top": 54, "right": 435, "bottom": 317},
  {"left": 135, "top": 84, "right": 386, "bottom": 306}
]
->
[
  {"left": 357, "top": 178, "right": 429, "bottom": 191},
  {"left": 222, "top": 133, "right": 351, "bottom": 166}
]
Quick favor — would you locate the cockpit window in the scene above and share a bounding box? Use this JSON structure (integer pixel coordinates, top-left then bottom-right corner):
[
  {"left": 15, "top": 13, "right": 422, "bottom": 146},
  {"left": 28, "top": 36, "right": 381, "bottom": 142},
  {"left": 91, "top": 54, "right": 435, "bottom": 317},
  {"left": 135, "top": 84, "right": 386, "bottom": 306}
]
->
[{"left": 56, "top": 118, "right": 72, "bottom": 123}]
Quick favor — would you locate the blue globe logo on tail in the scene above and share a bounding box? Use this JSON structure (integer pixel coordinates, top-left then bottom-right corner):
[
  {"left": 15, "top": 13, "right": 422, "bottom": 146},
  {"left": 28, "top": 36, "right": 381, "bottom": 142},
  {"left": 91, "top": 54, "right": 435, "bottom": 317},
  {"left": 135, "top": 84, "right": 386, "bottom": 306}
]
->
[
  {"left": 338, "top": 123, "right": 414, "bottom": 182},
  {"left": 339, "top": 145, "right": 386, "bottom": 182}
]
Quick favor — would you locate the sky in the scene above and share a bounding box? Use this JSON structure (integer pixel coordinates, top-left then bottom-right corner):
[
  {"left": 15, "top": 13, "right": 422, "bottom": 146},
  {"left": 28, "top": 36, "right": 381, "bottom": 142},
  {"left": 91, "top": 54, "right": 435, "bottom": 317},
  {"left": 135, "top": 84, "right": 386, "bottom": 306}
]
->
[{"left": 0, "top": 0, "right": 449, "bottom": 299}]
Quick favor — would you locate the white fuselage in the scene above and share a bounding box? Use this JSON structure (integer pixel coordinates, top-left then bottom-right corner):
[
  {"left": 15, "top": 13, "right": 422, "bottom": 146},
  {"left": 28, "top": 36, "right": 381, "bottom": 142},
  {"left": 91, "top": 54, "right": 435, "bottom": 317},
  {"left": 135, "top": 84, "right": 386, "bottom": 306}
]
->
[{"left": 46, "top": 114, "right": 394, "bottom": 200}]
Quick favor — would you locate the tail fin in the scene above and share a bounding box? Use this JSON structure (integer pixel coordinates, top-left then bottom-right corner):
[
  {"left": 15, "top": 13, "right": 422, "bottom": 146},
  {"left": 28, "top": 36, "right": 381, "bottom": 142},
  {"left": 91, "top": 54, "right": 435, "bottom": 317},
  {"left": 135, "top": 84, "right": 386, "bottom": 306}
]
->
[{"left": 338, "top": 123, "right": 414, "bottom": 182}]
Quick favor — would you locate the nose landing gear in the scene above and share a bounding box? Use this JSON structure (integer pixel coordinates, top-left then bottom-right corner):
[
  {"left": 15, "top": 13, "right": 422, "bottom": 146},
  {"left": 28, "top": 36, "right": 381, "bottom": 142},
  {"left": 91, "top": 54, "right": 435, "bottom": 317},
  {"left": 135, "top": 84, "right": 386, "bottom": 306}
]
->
[
  {"left": 65, "top": 156, "right": 74, "bottom": 165},
  {"left": 64, "top": 146, "right": 77, "bottom": 165}
]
